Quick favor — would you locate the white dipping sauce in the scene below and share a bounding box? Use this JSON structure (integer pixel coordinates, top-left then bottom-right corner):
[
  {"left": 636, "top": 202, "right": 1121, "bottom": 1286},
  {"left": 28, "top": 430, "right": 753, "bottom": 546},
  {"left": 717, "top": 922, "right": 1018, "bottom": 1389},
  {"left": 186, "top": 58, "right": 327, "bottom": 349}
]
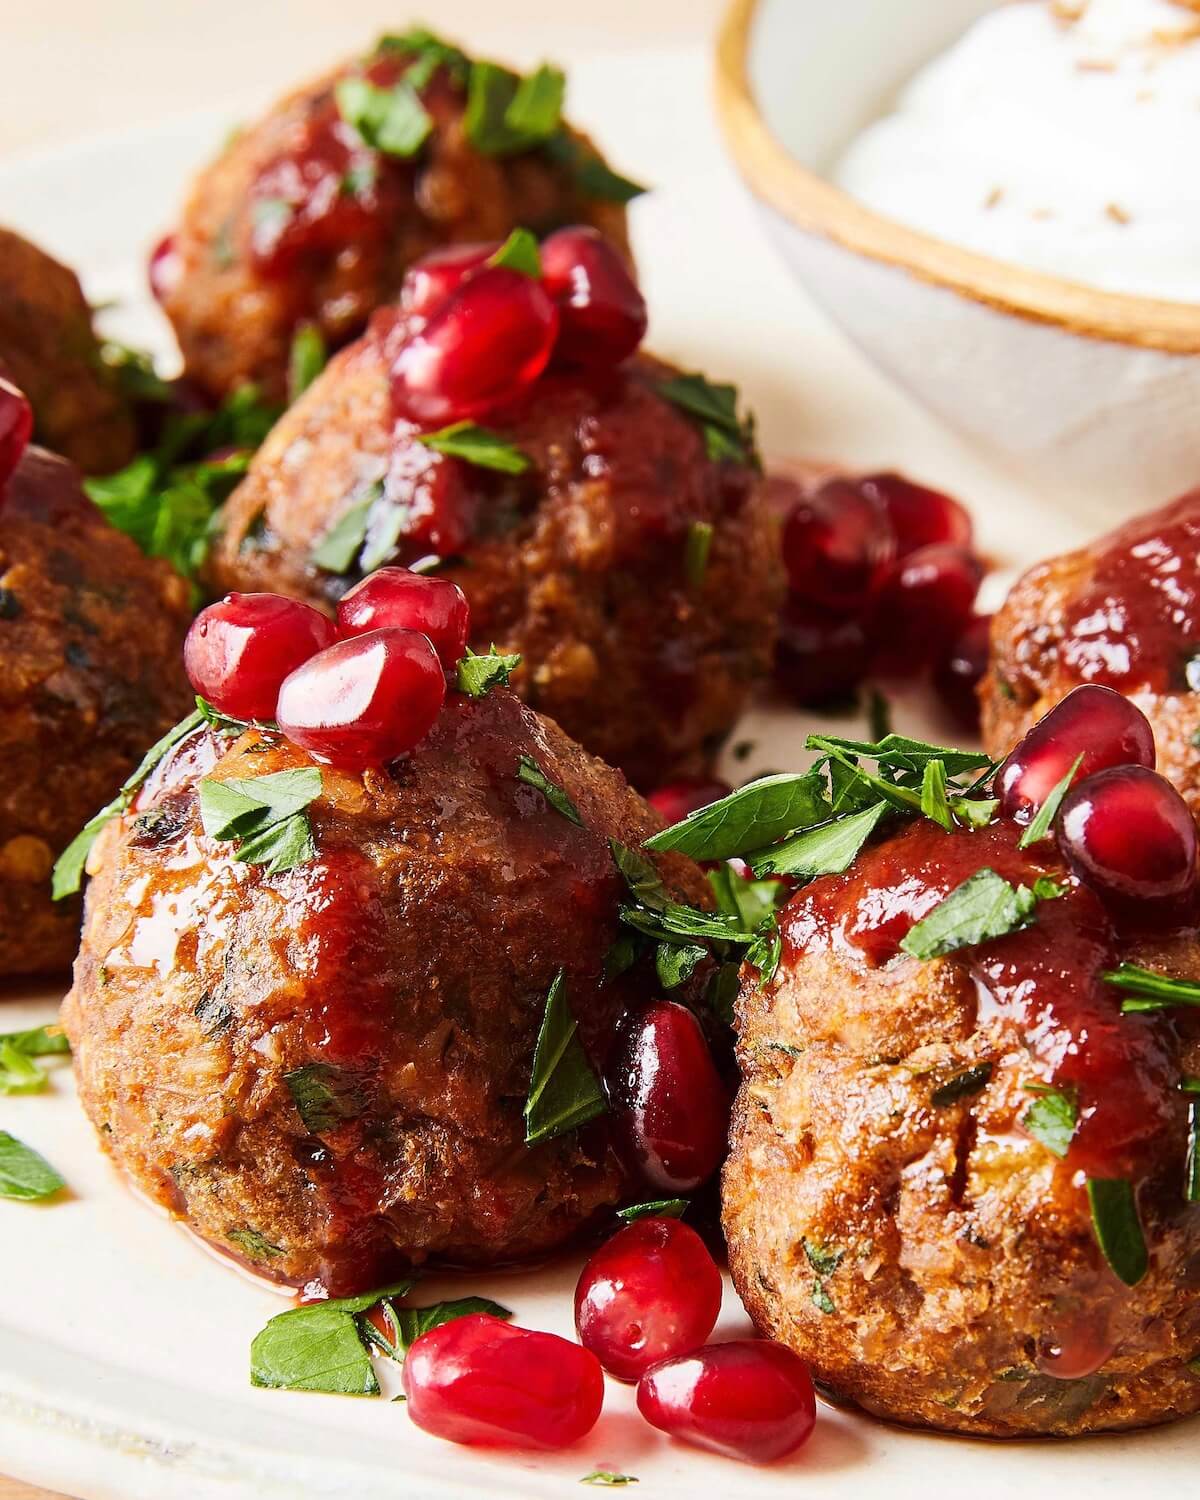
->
[{"left": 834, "top": 0, "right": 1200, "bottom": 302}]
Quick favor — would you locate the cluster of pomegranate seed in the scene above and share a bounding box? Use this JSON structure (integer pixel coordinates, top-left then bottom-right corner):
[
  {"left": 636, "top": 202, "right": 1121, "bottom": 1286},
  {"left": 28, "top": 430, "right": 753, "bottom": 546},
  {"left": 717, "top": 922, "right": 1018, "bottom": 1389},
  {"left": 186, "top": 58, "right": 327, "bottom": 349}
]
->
[
  {"left": 0, "top": 378, "right": 34, "bottom": 492},
  {"left": 389, "top": 225, "right": 647, "bottom": 429},
  {"left": 997, "top": 683, "right": 1197, "bottom": 919},
  {"left": 773, "top": 470, "right": 989, "bottom": 725},
  {"left": 402, "top": 1218, "right": 816, "bottom": 1463},
  {"left": 184, "top": 567, "right": 470, "bottom": 768}
]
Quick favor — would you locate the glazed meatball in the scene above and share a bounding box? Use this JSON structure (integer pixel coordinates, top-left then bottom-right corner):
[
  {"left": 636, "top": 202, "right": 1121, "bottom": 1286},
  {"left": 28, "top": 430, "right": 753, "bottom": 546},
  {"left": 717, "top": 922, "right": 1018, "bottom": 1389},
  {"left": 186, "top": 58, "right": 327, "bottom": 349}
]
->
[
  {"left": 982, "top": 490, "right": 1200, "bottom": 812},
  {"left": 63, "top": 686, "right": 706, "bottom": 1295},
  {"left": 723, "top": 817, "right": 1200, "bottom": 1436},
  {"left": 206, "top": 344, "right": 780, "bottom": 788},
  {"left": 158, "top": 33, "right": 633, "bottom": 403},
  {"left": 0, "top": 227, "right": 136, "bottom": 475},
  {"left": 0, "top": 446, "right": 192, "bottom": 974}
]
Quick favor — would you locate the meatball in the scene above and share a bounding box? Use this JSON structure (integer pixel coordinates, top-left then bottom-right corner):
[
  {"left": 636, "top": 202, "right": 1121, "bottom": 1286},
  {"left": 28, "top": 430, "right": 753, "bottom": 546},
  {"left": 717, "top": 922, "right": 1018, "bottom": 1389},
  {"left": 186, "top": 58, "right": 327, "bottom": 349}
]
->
[
  {"left": 63, "top": 686, "right": 706, "bottom": 1295},
  {"left": 0, "top": 227, "right": 136, "bottom": 475},
  {"left": 159, "top": 33, "right": 634, "bottom": 403},
  {"left": 723, "top": 817, "right": 1200, "bottom": 1436},
  {"left": 0, "top": 446, "right": 192, "bottom": 974},
  {"left": 206, "top": 344, "right": 780, "bottom": 788},
  {"left": 982, "top": 489, "right": 1200, "bottom": 813}
]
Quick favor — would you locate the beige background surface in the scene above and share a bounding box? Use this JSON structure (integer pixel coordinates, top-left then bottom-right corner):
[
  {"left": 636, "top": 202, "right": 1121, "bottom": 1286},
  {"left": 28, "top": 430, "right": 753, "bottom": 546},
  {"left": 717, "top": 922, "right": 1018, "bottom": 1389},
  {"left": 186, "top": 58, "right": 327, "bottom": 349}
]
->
[{"left": 0, "top": 7, "right": 723, "bottom": 1498}]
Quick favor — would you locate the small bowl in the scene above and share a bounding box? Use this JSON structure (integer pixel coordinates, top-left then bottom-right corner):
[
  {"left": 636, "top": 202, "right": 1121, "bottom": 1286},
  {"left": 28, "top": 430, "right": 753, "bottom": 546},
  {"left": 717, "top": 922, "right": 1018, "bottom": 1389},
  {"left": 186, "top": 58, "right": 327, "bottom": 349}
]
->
[{"left": 714, "top": 0, "right": 1200, "bottom": 520}]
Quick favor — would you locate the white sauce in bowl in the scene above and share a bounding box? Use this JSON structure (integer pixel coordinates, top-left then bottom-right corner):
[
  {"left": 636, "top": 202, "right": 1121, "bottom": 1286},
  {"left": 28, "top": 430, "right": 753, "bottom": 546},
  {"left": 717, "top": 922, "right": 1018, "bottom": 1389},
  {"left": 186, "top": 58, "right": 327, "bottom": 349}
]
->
[{"left": 834, "top": 0, "right": 1200, "bottom": 302}]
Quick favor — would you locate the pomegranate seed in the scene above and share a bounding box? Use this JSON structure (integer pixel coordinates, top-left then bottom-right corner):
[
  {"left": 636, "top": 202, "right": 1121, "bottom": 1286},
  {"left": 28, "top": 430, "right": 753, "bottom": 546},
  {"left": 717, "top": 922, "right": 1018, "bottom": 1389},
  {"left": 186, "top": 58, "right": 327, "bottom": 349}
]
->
[
  {"left": 648, "top": 779, "right": 731, "bottom": 827},
  {"left": 390, "top": 266, "right": 559, "bottom": 428},
  {"left": 861, "top": 472, "right": 973, "bottom": 555},
  {"left": 781, "top": 478, "right": 896, "bottom": 612},
  {"left": 774, "top": 598, "right": 869, "bottom": 706},
  {"left": 996, "top": 685, "right": 1156, "bottom": 823},
  {"left": 183, "top": 593, "right": 336, "bottom": 720},
  {"left": 148, "top": 232, "right": 183, "bottom": 305},
  {"left": 540, "top": 226, "right": 647, "bottom": 367},
  {"left": 401, "top": 241, "right": 498, "bottom": 322},
  {"left": 575, "top": 1217, "right": 722, "bottom": 1382},
  {"left": 870, "top": 544, "right": 982, "bottom": 676},
  {"left": 607, "top": 1000, "right": 730, "bottom": 1194},
  {"left": 402, "top": 1313, "right": 603, "bottom": 1450},
  {"left": 0, "top": 378, "right": 34, "bottom": 491},
  {"left": 1056, "top": 765, "right": 1197, "bottom": 912},
  {"left": 336, "top": 567, "right": 469, "bottom": 668},
  {"left": 933, "top": 613, "right": 992, "bottom": 729},
  {"left": 637, "top": 1340, "right": 817, "bottom": 1464},
  {"left": 275, "top": 627, "right": 446, "bottom": 768}
]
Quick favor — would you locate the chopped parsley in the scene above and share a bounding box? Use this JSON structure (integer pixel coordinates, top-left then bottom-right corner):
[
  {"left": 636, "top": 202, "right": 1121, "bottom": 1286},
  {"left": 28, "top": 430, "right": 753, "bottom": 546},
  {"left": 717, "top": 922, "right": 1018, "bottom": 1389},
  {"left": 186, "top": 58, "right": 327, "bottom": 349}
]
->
[
  {"left": 287, "top": 322, "right": 327, "bottom": 402},
  {"left": 644, "top": 772, "right": 829, "bottom": 863},
  {"left": 198, "top": 768, "right": 322, "bottom": 875},
  {"left": 335, "top": 76, "right": 432, "bottom": 157},
  {"left": 284, "top": 1064, "right": 365, "bottom": 1134},
  {"left": 931, "top": 1062, "right": 993, "bottom": 1107},
  {"left": 1022, "top": 1083, "right": 1078, "bottom": 1159},
  {"left": 656, "top": 373, "right": 758, "bottom": 467},
  {"left": 543, "top": 130, "right": 646, "bottom": 203},
  {"left": 416, "top": 421, "right": 530, "bottom": 473},
  {"left": 516, "top": 757, "right": 583, "bottom": 825},
  {"left": 488, "top": 227, "right": 542, "bottom": 278},
  {"left": 1102, "top": 964, "right": 1200, "bottom": 1012},
  {"left": 0, "top": 1025, "right": 69, "bottom": 1058},
  {"left": 0, "top": 1043, "right": 47, "bottom": 1096},
  {"left": 0, "top": 1131, "right": 65, "bottom": 1202},
  {"left": 802, "top": 1238, "right": 844, "bottom": 1277},
  {"left": 749, "top": 802, "right": 889, "bottom": 881},
  {"left": 655, "top": 941, "right": 707, "bottom": 989},
  {"left": 811, "top": 1282, "right": 836, "bottom": 1316},
  {"left": 684, "top": 520, "right": 713, "bottom": 590},
  {"left": 1018, "top": 753, "right": 1083, "bottom": 850},
  {"left": 309, "top": 484, "right": 381, "bottom": 574},
  {"left": 250, "top": 1280, "right": 416, "bottom": 1396},
  {"left": 363, "top": 1297, "right": 512, "bottom": 1361},
  {"left": 456, "top": 646, "right": 522, "bottom": 697},
  {"left": 1086, "top": 1178, "right": 1148, "bottom": 1287},
  {"left": 524, "top": 971, "right": 606, "bottom": 1146},
  {"left": 616, "top": 1198, "right": 687, "bottom": 1223},
  {"left": 465, "top": 60, "right": 565, "bottom": 155},
  {"left": 899, "top": 870, "right": 1062, "bottom": 961}
]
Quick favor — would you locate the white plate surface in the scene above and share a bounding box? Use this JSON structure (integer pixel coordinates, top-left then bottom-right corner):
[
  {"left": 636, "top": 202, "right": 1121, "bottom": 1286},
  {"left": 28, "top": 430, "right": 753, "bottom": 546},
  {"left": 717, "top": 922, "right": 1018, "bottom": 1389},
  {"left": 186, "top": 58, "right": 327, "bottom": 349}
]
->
[{"left": 0, "top": 41, "right": 1191, "bottom": 1500}]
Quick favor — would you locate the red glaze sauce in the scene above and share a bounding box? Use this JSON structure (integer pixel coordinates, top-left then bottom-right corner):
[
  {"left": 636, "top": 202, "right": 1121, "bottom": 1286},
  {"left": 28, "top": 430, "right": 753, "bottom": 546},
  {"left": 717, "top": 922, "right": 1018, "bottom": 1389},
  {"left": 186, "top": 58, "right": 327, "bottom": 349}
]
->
[
  {"left": 780, "top": 819, "right": 1185, "bottom": 1182},
  {"left": 1060, "top": 489, "right": 1200, "bottom": 693}
]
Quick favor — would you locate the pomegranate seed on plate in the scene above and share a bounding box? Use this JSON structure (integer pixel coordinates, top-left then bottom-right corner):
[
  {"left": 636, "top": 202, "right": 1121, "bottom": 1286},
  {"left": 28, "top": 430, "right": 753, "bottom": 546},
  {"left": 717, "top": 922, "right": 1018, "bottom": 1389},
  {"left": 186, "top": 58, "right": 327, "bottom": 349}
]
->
[
  {"left": 540, "top": 226, "right": 647, "bottom": 367},
  {"left": 995, "top": 684, "right": 1156, "bottom": 823},
  {"left": 400, "top": 241, "right": 498, "bottom": 321},
  {"left": 607, "top": 1000, "right": 730, "bottom": 1194},
  {"left": 860, "top": 471, "right": 973, "bottom": 555},
  {"left": 1056, "top": 765, "right": 1197, "bottom": 912},
  {"left": 336, "top": 567, "right": 469, "bottom": 668},
  {"left": 0, "top": 378, "right": 34, "bottom": 490},
  {"left": 648, "top": 779, "right": 731, "bottom": 827},
  {"left": 774, "top": 597, "right": 870, "bottom": 706},
  {"left": 184, "top": 593, "right": 336, "bottom": 720},
  {"left": 933, "top": 613, "right": 992, "bottom": 729},
  {"left": 389, "top": 266, "right": 559, "bottom": 428},
  {"left": 275, "top": 627, "right": 446, "bottom": 768},
  {"left": 870, "top": 543, "right": 982, "bottom": 676},
  {"left": 402, "top": 1313, "right": 603, "bottom": 1450},
  {"left": 148, "top": 232, "right": 183, "bottom": 305},
  {"left": 636, "top": 1339, "right": 817, "bottom": 1464},
  {"left": 575, "top": 1217, "right": 723, "bottom": 1381},
  {"left": 781, "top": 478, "right": 895, "bottom": 612}
]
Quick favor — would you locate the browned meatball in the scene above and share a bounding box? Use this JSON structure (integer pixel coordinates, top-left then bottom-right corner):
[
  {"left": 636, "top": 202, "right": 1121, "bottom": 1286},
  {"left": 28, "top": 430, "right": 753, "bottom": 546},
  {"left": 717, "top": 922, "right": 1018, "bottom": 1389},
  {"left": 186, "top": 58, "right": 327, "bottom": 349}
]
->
[
  {"left": 724, "top": 817, "right": 1200, "bottom": 1436},
  {"left": 0, "top": 447, "right": 192, "bottom": 974},
  {"left": 63, "top": 686, "right": 706, "bottom": 1294},
  {"left": 206, "top": 344, "right": 780, "bottom": 788},
  {"left": 982, "top": 490, "right": 1200, "bottom": 812},
  {"left": 160, "top": 33, "right": 634, "bottom": 403},
  {"left": 0, "top": 227, "right": 136, "bottom": 475}
]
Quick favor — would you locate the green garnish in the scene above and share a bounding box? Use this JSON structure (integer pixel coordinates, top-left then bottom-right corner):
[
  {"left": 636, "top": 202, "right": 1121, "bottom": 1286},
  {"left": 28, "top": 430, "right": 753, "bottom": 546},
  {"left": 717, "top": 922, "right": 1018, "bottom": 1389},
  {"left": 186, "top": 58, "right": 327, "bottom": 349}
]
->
[
  {"left": 53, "top": 705, "right": 207, "bottom": 898},
  {"left": 250, "top": 1280, "right": 416, "bottom": 1396},
  {"left": 199, "top": 768, "right": 321, "bottom": 875},
  {"left": 656, "top": 373, "right": 757, "bottom": 467},
  {"left": 899, "top": 869, "right": 1062, "bottom": 961},
  {"left": 684, "top": 520, "right": 714, "bottom": 591},
  {"left": 920, "top": 758, "right": 952, "bottom": 832},
  {"left": 0, "top": 1132, "right": 65, "bottom": 1202},
  {"left": 284, "top": 1064, "right": 365, "bottom": 1134},
  {"left": 524, "top": 971, "right": 606, "bottom": 1146},
  {"left": 1018, "top": 753, "right": 1083, "bottom": 850},
  {"left": 0, "top": 1025, "right": 69, "bottom": 1058},
  {"left": 749, "top": 802, "right": 889, "bottom": 881},
  {"left": 655, "top": 941, "right": 707, "bottom": 989},
  {"left": 616, "top": 1199, "right": 687, "bottom": 1223},
  {"left": 465, "top": 60, "right": 565, "bottom": 155},
  {"left": 643, "top": 773, "right": 829, "bottom": 862},
  {"left": 801, "top": 1238, "right": 844, "bottom": 1277},
  {"left": 707, "top": 863, "right": 783, "bottom": 934},
  {"left": 416, "top": 421, "right": 530, "bottom": 473},
  {"left": 309, "top": 484, "right": 381, "bottom": 574},
  {"left": 363, "top": 1297, "right": 513, "bottom": 1361},
  {"left": 543, "top": 131, "right": 647, "bottom": 203},
  {"left": 517, "top": 757, "right": 583, "bottom": 825},
  {"left": 1102, "top": 964, "right": 1200, "bottom": 1012},
  {"left": 581, "top": 1475, "right": 639, "bottom": 1488},
  {"left": 487, "top": 227, "right": 542, "bottom": 278},
  {"left": 335, "top": 76, "right": 432, "bottom": 156},
  {"left": 287, "top": 322, "right": 327, "bottom": 402},
  {"left": 227, "top": 1228, "right": 284, "bottom": 1261},
  {"left": 0, "top": 1043, "right": 47, "bottom": 1096},
  {"left": 811, "top": 1282, "right": 836, "bottom": 1315},
  {"left": 455, "top": 646, "right": 522, "bottom": 698},
  {"left": 931, "top": 1062, "right": 993, "bottom": 1107},
  {"left": 1022, "top": 1083, "right": 1078, "bottom": 1159},
  {"left": 1187, "top": 1100, "right": 1200, "bottom": 1205},
  {"left": 1086, "top": 1178, "right": 1148, "bottom": 1287},
  {"left": 375, "top": 27, "right": 470, "bottom": 88}
]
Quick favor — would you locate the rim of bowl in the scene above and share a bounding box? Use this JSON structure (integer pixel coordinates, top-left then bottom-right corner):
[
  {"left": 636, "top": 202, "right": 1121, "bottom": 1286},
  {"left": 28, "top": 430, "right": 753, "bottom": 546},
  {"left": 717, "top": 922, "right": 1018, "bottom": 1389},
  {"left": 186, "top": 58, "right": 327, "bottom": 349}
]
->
[{"left": 714, "top": 0, "right": 1200, "bottom": 354}]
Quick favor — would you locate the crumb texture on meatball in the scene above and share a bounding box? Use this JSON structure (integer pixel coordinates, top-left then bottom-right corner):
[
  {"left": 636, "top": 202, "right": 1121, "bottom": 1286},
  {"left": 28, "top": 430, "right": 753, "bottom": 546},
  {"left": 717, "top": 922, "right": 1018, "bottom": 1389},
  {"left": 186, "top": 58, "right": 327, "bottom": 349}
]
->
[
  {"left": 0, "top": 448, "right": 191, "bottom": 974},
  {"left": 63, "top": 687, "right": 704, "bottom": 1294},
  {"left": 983, "top": 489, "right": 1200, "bottom": 812},
  {"left": 723, "top": 818, "right": 1200, "bottom": 1437}
]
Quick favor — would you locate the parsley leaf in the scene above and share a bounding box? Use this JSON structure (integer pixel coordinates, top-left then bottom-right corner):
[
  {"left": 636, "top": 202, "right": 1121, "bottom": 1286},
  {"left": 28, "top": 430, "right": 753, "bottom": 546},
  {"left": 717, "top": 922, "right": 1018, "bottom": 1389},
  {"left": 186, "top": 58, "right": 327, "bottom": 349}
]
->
[
  {"left": 0, "top": 1025, "right": 69, "bottom": 1058},
  {"left": 517, "top": 757, "right": 583, "bottom": 825},
  {"left": 487, "top": 227, "right": 542, "bottom": 278},
  {"left": 505, "top": 63, "right": 566, "bottom": 140},
  {"left": 1102, "top": 964, "right": 1200, "bottom": 1012},
  {"left": 684, "top": 520, "right": 713, "bottom": 590},
  {"left": 1022, "top": 1083, "right": 1078, "bottom": 1159},
  {"left": 644, "top": 772, "right": 830, "bottom": 862},
  {"left": 802, "top": 1238, "right": 844, "bottom": 1277},
  {"left": 375, "top": 27, "right": 470, "bottom": 88},
  {"left": 811, "top": 1282, "right": 836, "bottom": 1315},
  {"left": 456, "top": 645, "right": 522, "bottom": 697},
  {"left": 309, "top": 484, "right": 381, "bottom": 573},
  {"left": 616, "top": 1198, "right": 687, "bottom": 1223},
  {"left": 465, "top": 61, "right": 564, "bottom": 155},
  {"left": 1018, "top": 753, "right": 1083, "bottom": 850},
  {"left": 250, "top": 1280, "right": 416, "bottom": 1395},
  {"left": 284, "top": 1064, "right": 365, "bottom": 1134},
  {"left": 287, "top": 322, "right": 327, "bottom": 402},
  {"left": 809, "top": 732, "right": 992, "bottom": 781},
  {"left": 335, "top": 76, "right": 432, "bottom": 156},
  {"left": 524, "top": 971, "right": 606, "bottom": 1146},
  {"left": 899, "top": 868, "right": 1059, "bottom": 960},
  {"left": 920, "top": 758, "right": 952, "bottom": 831},
  {"left": 657, "top": 373, "right": 756, "bottom": 467},
  {"left": 749, "top": 803, "right": 889, "bottom": 881},
  {"left": 199, "top": 768, "right": 321, "bottom": 875},
  {"left": 0, "top": 1131, "right": 65, "bottom": 1201},
  {"left": 368, "top": 1297, "right": 512, "bottom": 1359},
  {"left": 417, "top": 421, "right": 530, "bottom": 472},
  {"left": 543, "top": 131, "right": 647, "bottom": 203},
  {"left": 1086, "top": 1178, "right": 1148, "bottom": 1287},
  {"left": 655, "top": 941, "right": 707, "bottom": 989},
  {"left": 53, "top": 706, "right": 207, "bottom": 898},
  {"left": 611, "top": 841, "right": 748, "bottom": 944},
  {"left": 0, "top": 1042, "right": 47, "bottom": 1096},
  {"left": 931, "top": 1062, "right": 992, "bottom": 1107},
  {"left": 707, "top": 863, "right": 783, "bottom": 933}
]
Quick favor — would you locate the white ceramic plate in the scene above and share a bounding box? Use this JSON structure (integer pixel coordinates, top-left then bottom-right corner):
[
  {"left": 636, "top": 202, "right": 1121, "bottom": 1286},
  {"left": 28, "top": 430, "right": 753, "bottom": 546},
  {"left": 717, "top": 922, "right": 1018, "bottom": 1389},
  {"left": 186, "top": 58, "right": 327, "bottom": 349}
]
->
[{"left": 0, "top": 41, "right": 1192, "bottom": 1500}]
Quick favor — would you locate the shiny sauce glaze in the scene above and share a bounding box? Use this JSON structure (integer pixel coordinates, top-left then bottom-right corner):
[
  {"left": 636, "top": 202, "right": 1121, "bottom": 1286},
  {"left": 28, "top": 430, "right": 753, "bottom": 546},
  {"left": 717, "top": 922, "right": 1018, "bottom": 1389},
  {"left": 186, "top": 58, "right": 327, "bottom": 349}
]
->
[
  {"left": 1061, "top": 489, "right": 1200, "bottom": 693},
  {"left": 781, "top": 818, "right": 1185, "bottom": 1182}
]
